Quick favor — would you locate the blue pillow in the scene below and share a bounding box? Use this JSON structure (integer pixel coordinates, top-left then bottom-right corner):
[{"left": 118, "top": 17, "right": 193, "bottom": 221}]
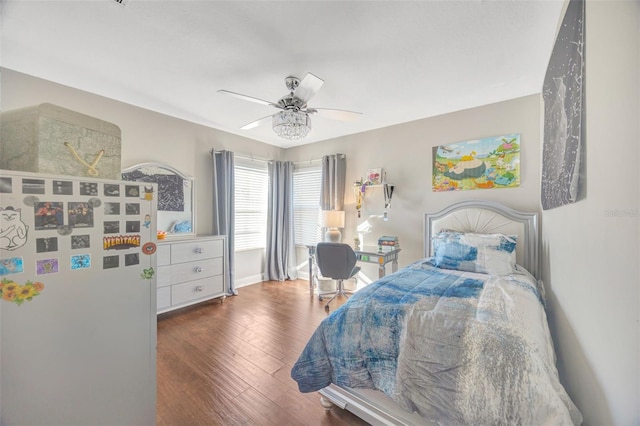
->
[
  {"left": 173, "top": 220, "right": 192, "bottom": 233},
  {"left": 432, "top": 232, "right": 517, "bottom": 275}
]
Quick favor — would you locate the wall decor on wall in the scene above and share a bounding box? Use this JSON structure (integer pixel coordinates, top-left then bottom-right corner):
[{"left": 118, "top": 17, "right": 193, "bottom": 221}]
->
[
  {"left": 432, "top": 134, "right": 521, "bottom": 192},
  {"left": 541, "top": 0, "right": 585, "bottom": 210},
  {"left": 122, "top": 163, "right": 195, "bottom": 236},
  {"left": 366, "top": 168, "right": 382, "bottom": 185},
  {"left": 122, "top": 165, "right": 184, "bottom": 211}
]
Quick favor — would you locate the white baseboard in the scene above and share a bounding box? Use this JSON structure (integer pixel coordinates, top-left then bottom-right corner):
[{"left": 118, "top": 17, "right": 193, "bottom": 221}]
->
[
  {"left": 235, "top": 271, "right": 311, "bottom": 289},
  {"left": 235, "top": 274, "right": 265, "bottom": 289},
  {"left": 298, "top": 270, "right": 310, "bottom": 281}
]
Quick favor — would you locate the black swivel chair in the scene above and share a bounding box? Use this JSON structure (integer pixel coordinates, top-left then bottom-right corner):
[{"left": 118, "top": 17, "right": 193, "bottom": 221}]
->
[{"left": 315, "top": 242, "right": 360, "bottom": 311}]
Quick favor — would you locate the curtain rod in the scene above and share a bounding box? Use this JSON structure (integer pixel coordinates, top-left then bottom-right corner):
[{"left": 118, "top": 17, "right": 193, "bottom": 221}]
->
[
  {"left": 293, "top": 158, "right": 322, "bottom": 166},
  {"left": 210, "top": 149, "right": 270, "bottom": 163},
  {"left": 210, "top": 148, "right": 322, "bottom": 165}
]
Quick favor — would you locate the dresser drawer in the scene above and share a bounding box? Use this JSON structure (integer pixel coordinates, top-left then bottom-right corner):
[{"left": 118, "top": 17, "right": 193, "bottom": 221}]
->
[
  {"left": 171, "top": 239, "right": 223, "bottom": 264},
  {"left": 157, "top": 244, "right": 171, "bottom": 266},
  {"left": 170, "top": 257, "right": 223, "bottom": 284},
  {"left": 156, "top": 265, "right": 171, "bottom": 288},
  {"left": 171, "top": 275, "right": 224, "bottom": 306},
  {"left": 157, "top": 287, "right": 171, "bottom": 310}
]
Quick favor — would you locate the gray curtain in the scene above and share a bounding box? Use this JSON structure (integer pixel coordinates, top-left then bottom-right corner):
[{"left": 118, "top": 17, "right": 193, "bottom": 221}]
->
[
  {"left": 211, "top": 150, "right": 236, "bottom": 295},
  {"left": 265, "top": 161, "right": 298, "bottom": 281},
  {"left": 321, "top": 154, "right": 346, "bottom": 210}
]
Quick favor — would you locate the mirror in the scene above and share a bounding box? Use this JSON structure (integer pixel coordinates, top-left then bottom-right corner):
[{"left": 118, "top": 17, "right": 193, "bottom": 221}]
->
[{"left": 122, "top": 163, "right": 195, "bottom": 237}]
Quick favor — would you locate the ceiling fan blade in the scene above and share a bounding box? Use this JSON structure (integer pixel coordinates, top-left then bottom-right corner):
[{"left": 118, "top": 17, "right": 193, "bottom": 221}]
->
[
  {"left": 240, "top": 114, "right": 273, "bottom": 130},
  {"left": 308, "top": 108, "right": 362, "bottom": 122},
  {"left": 218, "top": 89, "right": 278, "bottom": 107},
  {"left": 295, "top": 73, "right": 324, "bottom": 103}
]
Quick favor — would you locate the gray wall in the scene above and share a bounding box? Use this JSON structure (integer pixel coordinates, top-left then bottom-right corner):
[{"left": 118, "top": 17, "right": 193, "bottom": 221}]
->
[
  {"left": 284, "top": 95, "right": 542, "bottom": 281},
  {"left": 541, "top": 1, "right": 640, "bottom": 425}
]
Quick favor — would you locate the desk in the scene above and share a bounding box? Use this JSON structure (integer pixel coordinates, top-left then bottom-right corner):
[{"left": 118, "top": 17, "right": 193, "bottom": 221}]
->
[
  {"left": 306, "top": 244, "right": 401, "bottom": 296},
  {"left": 355, "top": 246, "right": 401, "bottom": 279}
]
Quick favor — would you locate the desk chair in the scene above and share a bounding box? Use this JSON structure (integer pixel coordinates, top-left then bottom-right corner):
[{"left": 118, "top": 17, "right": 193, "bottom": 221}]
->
[{"left": 315, "top": 242, "right": 360, "bottom": 311}]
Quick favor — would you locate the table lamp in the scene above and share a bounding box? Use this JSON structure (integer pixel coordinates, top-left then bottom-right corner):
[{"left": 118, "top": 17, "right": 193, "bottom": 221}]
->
[{"left": 321, "top": 210, "right": 345, "bottom": 242}]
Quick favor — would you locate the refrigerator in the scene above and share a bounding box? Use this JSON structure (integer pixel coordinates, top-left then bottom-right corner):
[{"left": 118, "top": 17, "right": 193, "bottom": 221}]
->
[{"left": 0, "top": 169, "right": 157, "bottom": 425}]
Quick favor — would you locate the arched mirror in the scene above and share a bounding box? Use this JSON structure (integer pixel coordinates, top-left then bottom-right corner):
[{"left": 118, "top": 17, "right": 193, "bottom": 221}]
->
[{"left": 122, "top": 163, "right": 195, "bottom": 238}]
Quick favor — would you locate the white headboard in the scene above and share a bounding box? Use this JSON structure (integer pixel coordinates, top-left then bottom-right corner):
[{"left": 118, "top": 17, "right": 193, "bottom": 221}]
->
[{"left": 424, "top": 200, "right": 539, "bottom": 279}]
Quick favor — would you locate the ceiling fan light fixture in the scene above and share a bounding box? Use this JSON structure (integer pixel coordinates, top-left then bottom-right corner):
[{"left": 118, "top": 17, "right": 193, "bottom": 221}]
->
[{"left": 272, "top": 109, "right": 311, "bottom": 140}]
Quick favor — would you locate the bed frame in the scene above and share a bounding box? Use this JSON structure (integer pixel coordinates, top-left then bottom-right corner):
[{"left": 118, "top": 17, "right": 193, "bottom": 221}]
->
[{"left": 318, "top": 200, "right": 540, "bottom": 425}]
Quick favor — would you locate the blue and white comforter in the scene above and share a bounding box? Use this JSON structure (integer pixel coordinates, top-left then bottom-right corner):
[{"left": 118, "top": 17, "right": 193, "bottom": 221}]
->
[{"left": 291, "top": 259, "right": 582, "bottom": 425}]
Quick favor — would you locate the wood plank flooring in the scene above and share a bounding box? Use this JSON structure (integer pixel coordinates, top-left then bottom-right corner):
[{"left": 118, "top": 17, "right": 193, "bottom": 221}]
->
[{"left": 157, "top": 279, "right": 369, "bottom": 426}]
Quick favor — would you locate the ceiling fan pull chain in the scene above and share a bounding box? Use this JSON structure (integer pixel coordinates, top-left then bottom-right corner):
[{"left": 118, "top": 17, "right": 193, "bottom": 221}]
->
[{"left": 64, "top": 142, "right": 105, "bottom": 176}]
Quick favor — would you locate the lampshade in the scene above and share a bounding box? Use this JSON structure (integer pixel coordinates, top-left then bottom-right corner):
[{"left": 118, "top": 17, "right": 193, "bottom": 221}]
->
[
  {"left": 320, "top": 210, "right": 345, "bottom": 242},
  {"left": 320, "top": 210, "right": 345, "bottom": 229},
  {"left": 272, "top": 110, "right": 311, "bottom": 140}
]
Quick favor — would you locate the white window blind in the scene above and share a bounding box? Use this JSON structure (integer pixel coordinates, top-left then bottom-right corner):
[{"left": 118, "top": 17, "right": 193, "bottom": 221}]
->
[
  {"left": 293, "top": 165, "right": 322, "bottom": 246},
  {"left": 234, "top": 159, "right": 268, "bottom": 251}
]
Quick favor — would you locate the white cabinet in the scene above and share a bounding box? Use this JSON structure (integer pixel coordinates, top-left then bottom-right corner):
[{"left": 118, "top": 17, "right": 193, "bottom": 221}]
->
[{"left": 156, "top": 235, "right": 227, "bottom": 314}]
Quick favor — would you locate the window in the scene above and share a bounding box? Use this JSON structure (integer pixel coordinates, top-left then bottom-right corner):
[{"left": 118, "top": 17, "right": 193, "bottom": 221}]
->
[
  {"left": 234, "top": 159, "right": 268, "bottom": 251},
  {"left": 293, "top": 165, "right": 322, "bottom": 246}
]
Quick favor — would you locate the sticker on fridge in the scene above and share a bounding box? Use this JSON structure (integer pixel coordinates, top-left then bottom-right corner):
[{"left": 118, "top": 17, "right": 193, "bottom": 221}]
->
[{"left": 1, "top": 206, "right": 29, "bottom": 250}]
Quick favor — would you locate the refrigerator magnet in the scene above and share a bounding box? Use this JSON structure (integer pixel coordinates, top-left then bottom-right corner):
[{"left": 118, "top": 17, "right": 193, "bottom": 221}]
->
[
  {"left": 0, "top": 257, "right": 24, "bottom": 276},
  {"left": 36, "top": 258, "right": 59, "bottom": 275},
  {"left": 70, "top": 254, "right": 91, "bottom": 270},
  {"left": 142, "top": 242, "right": 156, "bottom": 255},
  {"left": 1, "top": 278, "right": 45, "bottom": 305},
  {"left": 0, "top": 206, "right": 28, "bottom": 250}
]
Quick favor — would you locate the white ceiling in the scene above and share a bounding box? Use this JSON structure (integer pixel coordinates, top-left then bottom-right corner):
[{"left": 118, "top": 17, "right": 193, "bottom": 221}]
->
[{"left": 0, "top": 0, "right": 564, "bottom": 149}]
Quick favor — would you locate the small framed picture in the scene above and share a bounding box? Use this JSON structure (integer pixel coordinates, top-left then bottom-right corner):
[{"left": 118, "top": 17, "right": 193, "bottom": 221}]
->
[
  {"left": 366, "top": 168, "right": 383, "bottom": 185},
  {"left": 125, "top": 253, "right": 139, "bottom": 266},
  {"left": 126, "top": 221, "right": 140, "bottom": 233},
  {"left": 103, "top": 221, "right": 120, "bottom": 234},
  {"left": 125, "top": 185, "right": 140, "bottom": 197},
  {"left": 125, "top": 203, "right": 140, "bottom": 215},
  {"left": 104, "top": 203, "right": 121, "bottom": 215},
  {"left": 104, "top": 184, "right": 120, "bottom": 197},
  {"left": 80, "top": 182, "right": 98, "bottom": 196},
  {"left": 68, "top": 202, "right": 94, "bottom": 228},
  {"left": 103, "top": 255, "right": 119, "bottom": 269},
  {"left": 34, "top": 202, "right": 64, "bottom": 230},
  {"left": 71, "top": 235, "right": 90, "bottom": 250},
  {"left": 53, "top": 180, "right": 73, "bottom": 195},
  {"left": 0, "top": 177, "right": 12, "bottom": 193},
  {"left": 36, "top": 237, "right": 58, "bottom": 253}
]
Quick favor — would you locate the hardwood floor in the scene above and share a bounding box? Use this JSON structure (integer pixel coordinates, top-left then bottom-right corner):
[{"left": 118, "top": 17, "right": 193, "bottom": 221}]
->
[{"left": 157, "top": 279, "right": 369, "bottom": 426}]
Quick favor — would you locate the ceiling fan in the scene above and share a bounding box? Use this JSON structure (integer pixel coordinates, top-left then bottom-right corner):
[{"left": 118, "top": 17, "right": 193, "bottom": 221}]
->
[{"left": 218, "top": 73, "right": 362, "bottom": 140}]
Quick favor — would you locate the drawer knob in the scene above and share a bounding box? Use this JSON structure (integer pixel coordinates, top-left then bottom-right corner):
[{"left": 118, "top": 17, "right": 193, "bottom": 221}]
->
[
  {"left": 195, "top": 266, "right": 203, "bottom": 273},
  {"left": 195, "top": 285, "right": 204, "bottom": 292},
  {"left": 195, "top": 248, "right": 204, "bottom": 254}
]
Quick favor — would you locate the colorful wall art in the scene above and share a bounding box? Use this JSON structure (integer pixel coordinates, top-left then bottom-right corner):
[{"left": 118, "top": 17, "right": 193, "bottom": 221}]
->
[{"left": 432, "top": 134, "right": 521, "bottom": 192}]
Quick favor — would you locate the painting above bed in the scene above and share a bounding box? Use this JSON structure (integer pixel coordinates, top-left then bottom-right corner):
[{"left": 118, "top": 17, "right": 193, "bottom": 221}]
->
[{"left": 432, "top": 134, "right": 520, "bottom": 192}]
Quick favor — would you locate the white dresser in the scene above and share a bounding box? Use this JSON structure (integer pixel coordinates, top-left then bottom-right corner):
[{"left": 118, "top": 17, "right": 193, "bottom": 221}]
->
[{"left": 156, "top": 235, "right": 227, "bottom": 314}]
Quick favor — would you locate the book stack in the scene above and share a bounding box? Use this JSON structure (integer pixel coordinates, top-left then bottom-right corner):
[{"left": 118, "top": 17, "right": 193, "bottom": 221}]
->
[{"left": 378, "top": 236, "right": 400, "bottom": 252}]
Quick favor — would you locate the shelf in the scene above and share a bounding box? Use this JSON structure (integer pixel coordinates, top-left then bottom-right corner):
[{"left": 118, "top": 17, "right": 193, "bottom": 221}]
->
[{"left": 353, "top": 182, "right": 395, "bottom": 215}]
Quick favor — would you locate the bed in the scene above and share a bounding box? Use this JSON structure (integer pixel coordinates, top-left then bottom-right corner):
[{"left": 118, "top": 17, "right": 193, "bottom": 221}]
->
[{"left": 291, "top": 200, "right": 582, "bottom": 425}]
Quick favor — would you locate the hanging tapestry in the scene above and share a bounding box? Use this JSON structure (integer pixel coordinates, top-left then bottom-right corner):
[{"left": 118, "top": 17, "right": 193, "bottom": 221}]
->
[{"left": 541, "top": 0, "right": 585, "bottom": 210}]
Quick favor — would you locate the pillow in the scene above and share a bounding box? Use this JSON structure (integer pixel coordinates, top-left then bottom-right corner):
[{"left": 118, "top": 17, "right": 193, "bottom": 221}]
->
[
  {"left": 171, "top": 220, "right": 192, "bottom": 233},
  {"left": 432, "top": 231, "right": 517, "bottom": 275}
]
